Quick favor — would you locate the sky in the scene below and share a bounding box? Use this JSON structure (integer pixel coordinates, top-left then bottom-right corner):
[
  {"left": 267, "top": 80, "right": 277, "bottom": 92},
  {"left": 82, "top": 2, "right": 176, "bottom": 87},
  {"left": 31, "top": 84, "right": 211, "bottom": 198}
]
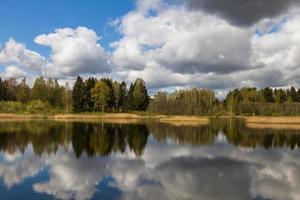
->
[{"left": 1, "top": 0, "right": 300, "bottom": 97}]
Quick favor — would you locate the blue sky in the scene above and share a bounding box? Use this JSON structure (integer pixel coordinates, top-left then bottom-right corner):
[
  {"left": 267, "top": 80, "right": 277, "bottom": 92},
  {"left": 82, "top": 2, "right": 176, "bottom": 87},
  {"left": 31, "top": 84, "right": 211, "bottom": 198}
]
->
[{"left": 0, "top": 0, "right": 134, "bottom": 56}]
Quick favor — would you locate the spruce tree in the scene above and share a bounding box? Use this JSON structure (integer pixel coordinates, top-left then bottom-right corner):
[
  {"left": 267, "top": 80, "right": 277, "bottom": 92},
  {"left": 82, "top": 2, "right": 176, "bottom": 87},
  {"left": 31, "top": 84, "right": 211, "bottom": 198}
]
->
[
  {"left": 84, "top": 77, "right": 97, "bottom": 111},
  {"left": 72, "top": 76, "right": 85, "bottom": 112},
  {"left": 132, "top": 78, "right": 149, "bottom": 111},
  {"left": 125, "top": 83, "right": 134, "bottom": 111}
]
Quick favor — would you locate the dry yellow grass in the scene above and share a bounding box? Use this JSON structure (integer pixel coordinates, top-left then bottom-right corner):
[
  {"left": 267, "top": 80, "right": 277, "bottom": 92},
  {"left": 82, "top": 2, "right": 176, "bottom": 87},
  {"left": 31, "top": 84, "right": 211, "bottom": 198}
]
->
[
  {"left": 246, "top": 123, "right": 300, "bottom": 130},
  {"left": 53, "top": 113, "right": 143, "bottom": 120},
  {"left": 245, "top": 116, "right": 300, "bottom": 124},
  {"left": 0, "top": 113, "right": 209, "bottom": 124},
  {"left": 159, "top": 121, "right": 209, "bottom": 126},
  {"left": 159, "top": 116, "right": 209, "bottom": 123},
  {"left": 54, "top": 118, "right": 141, "bottom": 124}
]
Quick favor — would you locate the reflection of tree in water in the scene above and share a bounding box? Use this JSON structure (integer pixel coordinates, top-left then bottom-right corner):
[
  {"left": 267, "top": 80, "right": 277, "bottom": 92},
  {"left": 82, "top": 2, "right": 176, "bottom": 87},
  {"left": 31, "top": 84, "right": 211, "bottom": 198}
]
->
[
  {"left": 1, "top": 120, "right": 300, "bottom": 157},
  {"left": 0, "top": 121, "right": 150, "bottom": 158},
  {"left": 71, "top": 123, "right": 149, "bottom": 157},
  {"left": 0, "top": 121, "right": 70, "bottom": 156},
  {"left": 221, "top": 119, "right": 300, "bottom": 149},
  {"left": 148, "top": 123, "right": 218, "bottom": 146}
]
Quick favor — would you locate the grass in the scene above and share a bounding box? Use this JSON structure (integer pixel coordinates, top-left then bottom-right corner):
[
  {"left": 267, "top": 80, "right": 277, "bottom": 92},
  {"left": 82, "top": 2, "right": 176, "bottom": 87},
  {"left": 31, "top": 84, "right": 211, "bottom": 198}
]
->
[
  {"left": 244, "top": 116, "right": 300, "bottom": 124},
  {"left": 0, "top": 113, "right": 210, "bottom": 124},
  {"left": 246, "top": 123, "right": 300, "bottom": 130}
]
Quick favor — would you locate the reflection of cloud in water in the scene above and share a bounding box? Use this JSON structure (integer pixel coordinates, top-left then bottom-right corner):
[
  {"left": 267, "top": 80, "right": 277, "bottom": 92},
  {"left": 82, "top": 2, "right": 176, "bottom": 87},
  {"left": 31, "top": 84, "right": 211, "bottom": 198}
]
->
[
  {"left": 154, "top": 157, "right": 253, "bottom": 200},
  {"left": 0, "top": 137, "right": 300, "bottom": 199},
  {"left": 0, "top": 155, "right": 45, "bottom": 188},
  {"left": 33, "top": 153, "right": 110, "bottom": 200}
]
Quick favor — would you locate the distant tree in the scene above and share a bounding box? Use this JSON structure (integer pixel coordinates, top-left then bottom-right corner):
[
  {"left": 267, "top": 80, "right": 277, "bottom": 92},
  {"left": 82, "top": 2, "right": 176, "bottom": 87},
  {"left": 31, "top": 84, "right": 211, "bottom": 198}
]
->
[
  {"left": 113, "top": 81, "right": 127, "bottom": 111},
  {"left": 31, "top": 77, "right": 48, "bottom": 102},
  {"left": 289, "top": 87, "right": 297, "bottom": 102},
  {"left": 72, "top": 76, "right": 85, "bottom": 112},
  {"left": 47, "top": 78, "right": 64, "bottom": 107},
  {"left": 262, "top": 87, "right": 274, "bottom": 103},
  {"left": 119, "top": 81, "right": 127, "bottom": 111},
  {"left": 84, "top": 77, "right": 97, "bottom": 111},
  {"left": 62, "top": 82, "right": 72, "bottom": 113},
  {"left": 125, "top": 83, "right": 134, "bottom": 111},
  {"left": 226, "top": 89, "right": 242, "bottom": 116},
  {"left": 16, "top": 78, "right": 30, "bottom": 103},
  {"left": 274, "top": 89, "right": 287, "bottom": 104},
  {"left": 296, "top": 89, "right": 300, "bottom": 102},
  {"left": 91, "top": 81, "right": 110, "bottom": 113},
  {"left": 101, "top": 78, "right": 115, "bottom": 110},
  {"left": 0, "top": 79, "right": 4, "bottom": 101},
  {"left": 132, "top": 78, "right": 149, "bottom": 111}
]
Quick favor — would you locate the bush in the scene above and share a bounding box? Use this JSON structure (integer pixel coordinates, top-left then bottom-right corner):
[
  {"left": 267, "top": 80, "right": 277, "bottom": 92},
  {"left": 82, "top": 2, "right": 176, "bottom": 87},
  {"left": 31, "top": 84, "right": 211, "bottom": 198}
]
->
[
  {"left": 0, "top": 101, "right": 26, "bottom": 113},
  {"left": 26, "top": 100, "right": 52, "bottom": 114}
]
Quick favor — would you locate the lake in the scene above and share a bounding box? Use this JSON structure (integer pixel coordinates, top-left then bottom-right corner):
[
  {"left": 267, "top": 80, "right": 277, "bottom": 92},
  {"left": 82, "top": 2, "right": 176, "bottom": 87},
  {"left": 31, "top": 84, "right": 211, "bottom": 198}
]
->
[{"left": 0, "top": 119, "right": 299, "bottom": 200}]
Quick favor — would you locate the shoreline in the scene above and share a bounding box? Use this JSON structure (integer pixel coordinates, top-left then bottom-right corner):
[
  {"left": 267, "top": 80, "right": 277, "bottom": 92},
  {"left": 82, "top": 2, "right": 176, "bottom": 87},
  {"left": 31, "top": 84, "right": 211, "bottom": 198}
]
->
[
  {"left": 0, "top": 113, "right": 210, "bottom": 125},
  {"left": 0, "top": 114, "right": 300, "bottom": 125}
]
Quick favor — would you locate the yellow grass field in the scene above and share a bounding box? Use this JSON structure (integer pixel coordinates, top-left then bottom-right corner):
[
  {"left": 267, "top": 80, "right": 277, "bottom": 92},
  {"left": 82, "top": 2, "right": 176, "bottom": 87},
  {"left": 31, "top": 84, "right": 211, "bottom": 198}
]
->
[{"left": 244, "top": 116, "right": 300, "bottom": 124}]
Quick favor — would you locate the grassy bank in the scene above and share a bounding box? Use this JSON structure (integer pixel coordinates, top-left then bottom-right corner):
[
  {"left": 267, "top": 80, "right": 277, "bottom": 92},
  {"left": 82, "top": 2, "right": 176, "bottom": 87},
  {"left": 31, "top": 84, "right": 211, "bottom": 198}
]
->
[
  {"left": 0, "top": 113, "right": 210, "bottom": 124},
  {"left": 246, "top": 123, "right": 300, "bottom": 130},
  {"left": 1, "top": 113, "right": 300, "bottom": 125},
  {"left": 244, "top": 116, "right": 300, "bottom": 124}
]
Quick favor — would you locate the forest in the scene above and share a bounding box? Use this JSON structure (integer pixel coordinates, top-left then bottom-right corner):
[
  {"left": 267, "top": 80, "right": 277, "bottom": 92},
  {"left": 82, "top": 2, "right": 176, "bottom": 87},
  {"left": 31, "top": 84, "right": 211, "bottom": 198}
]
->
[{"left": 1, "top": 76, "right": 300, "bottom": 116}]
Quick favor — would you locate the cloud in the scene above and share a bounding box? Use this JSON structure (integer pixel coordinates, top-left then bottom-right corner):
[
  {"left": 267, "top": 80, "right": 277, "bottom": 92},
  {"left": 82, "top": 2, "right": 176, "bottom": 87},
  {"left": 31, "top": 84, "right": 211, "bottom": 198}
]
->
[
  {"left": 35, "top": 27, "right": 111, "bottom": 77},
  {"left": 251, "top": 15, "right": 300, "bottom": 86},
  {"left": 112, "top": 6, "right": 254, "bottom": 75},
  {"left": 185, "top": 0, "right": 300, "bottom": 27},
  {"left": 0, "top": 38, "right": 45, "bottom": 72},
  {"left": 2, "top": 65, "right": 27, "bottom": 78}
]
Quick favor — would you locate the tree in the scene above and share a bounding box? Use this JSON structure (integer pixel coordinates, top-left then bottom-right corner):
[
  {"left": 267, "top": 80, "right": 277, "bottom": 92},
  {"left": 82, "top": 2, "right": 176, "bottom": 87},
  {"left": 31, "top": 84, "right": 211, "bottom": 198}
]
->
[
  {"left": 84, "top": 77, "right": 97, "bottom": 111},
  {"left": 289, "top": 87, "right": 297, "bottom": 102},
  {"left": 125, "top": 83, "right": 134, "bottom": 111},
  {"left": 3, "top": 78, "right": 18, "bottom": 101},
  {"left": 16, "top": 78, "right": 30, "bottom": 103},
  {"left": 101, "top": 78, "right": 115, "bottom": 110},
  {"left": 47, "top": 78, "right": 64, "bottom": 107},
  {"left": 262, "top": 87, "right": 274, "bottom": 103},
  {"left": 91, "top": 81, "right": 110, "bottom": 113},
  {"left": 113, "top": 81, "right": 127, "bottom": 111},
  {"left": 62, "top": 82, "right": 72, "bottom": 113},
  {"left": 31, "top": 77, "right": 48, "bottom": 102},
  {"left": 132, "top": 78, "right": 149, "bottom": 111},
  {"left": 72, "top": 76, "right": 85, "bottom": 112}
]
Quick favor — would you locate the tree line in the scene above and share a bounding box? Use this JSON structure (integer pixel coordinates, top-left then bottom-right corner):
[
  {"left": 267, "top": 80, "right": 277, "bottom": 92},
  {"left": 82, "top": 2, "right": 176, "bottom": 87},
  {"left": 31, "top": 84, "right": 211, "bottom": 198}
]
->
[
  {"left": 2, "top": 76, "right": 300, "bottom": 116},
  {"left": 72, "top": 76, "right": 149, "bottom": 113},
  {"left": 0, "top": 77, "right": 71, "bottom": 113},
  {"left": 225, "top": 87, "right": 300, "bottom": 116},
  {"left": 0, "top": 76, "right": 150, "bottom": 113},
  {"left": 148, "top": 87, "right": 300, "bottom": 116}
]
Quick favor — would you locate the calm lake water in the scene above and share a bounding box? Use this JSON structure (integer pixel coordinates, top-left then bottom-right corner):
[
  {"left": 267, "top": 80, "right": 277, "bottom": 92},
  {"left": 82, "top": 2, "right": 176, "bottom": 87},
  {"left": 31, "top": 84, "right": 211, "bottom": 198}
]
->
[{"left": 0, "top": 119, "right": 299, "bottom": 200}]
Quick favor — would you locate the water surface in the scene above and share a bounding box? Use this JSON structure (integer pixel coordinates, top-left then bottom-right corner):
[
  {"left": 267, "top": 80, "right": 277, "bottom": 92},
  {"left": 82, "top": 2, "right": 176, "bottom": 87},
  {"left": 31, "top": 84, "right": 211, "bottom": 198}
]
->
[{"left": 0, "top": 119, "right": 299, "bottom": 200}]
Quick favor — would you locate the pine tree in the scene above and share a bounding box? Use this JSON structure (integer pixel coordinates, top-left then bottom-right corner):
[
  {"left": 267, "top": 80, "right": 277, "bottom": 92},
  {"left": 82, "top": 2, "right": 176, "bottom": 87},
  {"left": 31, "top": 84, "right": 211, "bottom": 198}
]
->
[
  {"left": 72, "top": 76, "right": 85, "bottom": 112},
  {"left": 125, "top": 83, "right": 134, "bottom": 111},
  {"left": 84, "top": 77, "right": 97, "bottom": 111},
  {"left": 262, "top": 87, "right": 274, "bottom": 103},
  {"left": 132, "top": 78, "right": 149, "bottom": 111},
  {"left": 119, "top": 81, "right": 127, "bottom": 111}
]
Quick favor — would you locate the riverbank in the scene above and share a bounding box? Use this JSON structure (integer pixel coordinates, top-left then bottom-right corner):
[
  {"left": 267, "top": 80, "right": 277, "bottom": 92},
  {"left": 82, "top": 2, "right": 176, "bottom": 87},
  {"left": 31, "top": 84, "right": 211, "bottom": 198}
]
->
[
  {"left": 0, "top": 113, "right": 210, "bottom": 125},
  {"left": 244, "top": 116, "right": 300, "bottom": 124},
  {"left": 1, "top": 114, "right": 300, "bottom": 125}
]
